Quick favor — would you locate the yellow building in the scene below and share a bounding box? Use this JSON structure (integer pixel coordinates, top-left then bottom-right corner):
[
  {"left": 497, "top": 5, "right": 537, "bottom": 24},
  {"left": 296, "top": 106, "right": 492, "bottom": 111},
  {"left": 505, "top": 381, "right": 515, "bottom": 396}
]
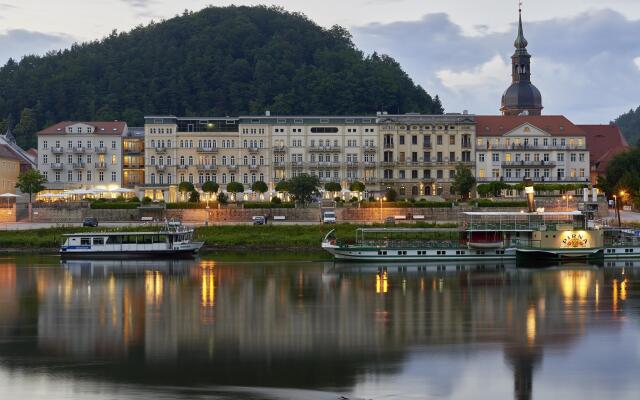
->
[{"left": 0, "top": 145, "right": 22, "bottom": 194}]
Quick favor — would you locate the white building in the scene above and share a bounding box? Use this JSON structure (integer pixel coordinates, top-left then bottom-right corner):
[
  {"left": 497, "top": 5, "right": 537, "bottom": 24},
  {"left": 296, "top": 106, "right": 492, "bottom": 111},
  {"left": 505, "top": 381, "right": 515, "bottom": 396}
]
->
[{"left": 36, "top": 121, "right": 127, "bottom": 193}]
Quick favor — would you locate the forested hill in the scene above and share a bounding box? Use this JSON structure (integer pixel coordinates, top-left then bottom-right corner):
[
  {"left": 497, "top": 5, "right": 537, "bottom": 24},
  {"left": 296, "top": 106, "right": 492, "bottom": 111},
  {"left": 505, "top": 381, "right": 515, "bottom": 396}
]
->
[
  {"left": 0, "top": 5, "right": 443, "bottom": 149},
  {"left": 614, "top": 106, "right": 640, "bottom": 146}
]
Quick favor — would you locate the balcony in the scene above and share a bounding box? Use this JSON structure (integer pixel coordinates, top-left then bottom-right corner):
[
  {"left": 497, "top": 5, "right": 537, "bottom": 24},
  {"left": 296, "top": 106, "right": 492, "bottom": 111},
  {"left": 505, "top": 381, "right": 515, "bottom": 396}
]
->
[
  {"left": 461, "top": 142, "right": 472, "bottom": 149},
  {"left": 177, "top": 164, "right": 189, "bottom": 170},
  {"left": 51, "top": 147, "right": 64, "bottom": 154},
  {"left": 72, "top": 147, "right": 85, "bottom": 154},
  {"left": 155, "top": 147, "right": 167, "bottom": 154},
  {"left": 364, "top": 177, "right": 378, "bottom": 183},
  {"left": 72, "top": 163, "right": 86, "bottom": 169},
  {"left": 124, "top": 147, "right": 144, "bottom": 154},
  {"left": 383, "top": 143, "right": 394, "bottom": 149},
  {"left": 197, "top": 147, "right": 218, "bottom": 153},
  {"left": 364, "top": 146, "right": 377, "bottom": 152},
  {"left": 247, "top": 146, "right": 260, "bottom": 154},
  {"left": 309, "top": 146, "right": 341, "bottom": 152},
  {"left": 197, "top": 164, "right": 217, "bottom": 171},
  {"left": 123, "top": 164, "right": 144, "bottom": 169},
  {"left": 273, "top": 161, "right": 286, "bottom": 168},
  {"left": 248, "top": 164, "right": 259, "bottom": 172},
  {"left": 51, "top": 163, "right": 64, "bottom": 170},
  {"left": 501, "top": 160, "right": 556, "bottom": 167},
  {"left": 381, "top": 161, "right": 395, "bottom": 167},
  {"left": 273, "top": 146, "right": 286, "bottom": 153},
  {"left": 423, "top": 143, "right": 432, "bottom": 149},
  {"left": 347, "top": 162, "right": 359, "bottom": 168},
  {"left": 364, "top": 162, "right": 377, "bottom": 168},
  {"left": 94, "top": 147, "right": 107, "bottom": 154},
  {"left": 290, "top": 161, "right": 303, "bottom": 168},
  {"left": 155, "top": 164, "right": 167, "bottom": 172},
  {"left": 94, "top": 162, "right": 107, "bottom": 169},
  {"left": 227, "top": 164, "right": 238, "bottom": 171}
]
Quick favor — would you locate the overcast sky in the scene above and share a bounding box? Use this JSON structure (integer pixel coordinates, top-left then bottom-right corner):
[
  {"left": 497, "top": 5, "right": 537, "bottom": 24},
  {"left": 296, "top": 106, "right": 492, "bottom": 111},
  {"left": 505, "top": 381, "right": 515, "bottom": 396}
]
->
[{"left": 1, "top": 0, "right": 639, "bottom": 123}]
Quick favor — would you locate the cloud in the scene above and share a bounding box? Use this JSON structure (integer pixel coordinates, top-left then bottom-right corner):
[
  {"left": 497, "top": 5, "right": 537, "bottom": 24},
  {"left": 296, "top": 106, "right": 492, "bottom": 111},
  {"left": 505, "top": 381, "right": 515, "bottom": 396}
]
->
[
  {"left": 352, "top": 9, "right": 640, "bottom": 123},
  {"left": 119, "top": 0, "right": 160, "bottom": 18},
  {"left": 0, "top": 29, "right": 74, "bottom": 65}
]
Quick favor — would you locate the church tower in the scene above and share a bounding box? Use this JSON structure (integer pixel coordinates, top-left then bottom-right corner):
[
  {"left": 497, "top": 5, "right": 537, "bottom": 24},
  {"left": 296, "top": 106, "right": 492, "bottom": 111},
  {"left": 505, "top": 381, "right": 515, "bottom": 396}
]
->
[{"left": 500, "top": 6, "right": 543, "bottom": 116}]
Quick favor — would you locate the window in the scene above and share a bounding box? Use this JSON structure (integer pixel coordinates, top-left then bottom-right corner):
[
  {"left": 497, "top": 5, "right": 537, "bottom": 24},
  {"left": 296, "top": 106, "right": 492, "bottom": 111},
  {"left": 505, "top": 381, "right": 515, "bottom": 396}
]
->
[
  {"left": 399, "top": 136, "right": 405, "bottom": 145},
  {"left": 479, "top": 153, "right": 485, "bottom": 162},
  {"left": 557, "top": 153, "right": 564, "bottom": 162},
  {"left": 111, "top": 155, "right": 117, "bottom": 165},
  {"left": 437, "top": 136, "right": 443, "bottom": 145},
  {"left": 579, "top": 153, "right": 585, "bottom": 162},
  {"left": 449, "top": 135, "right": 455, "bottom": 145},
  {"left": 111, "top": 141, "right": 116, "bottom": 149},
  {"left": 99, "top": 171, "right": 104, "bottom": 182},
  {"left": 111, "top": 171, "right": 117, "bottom": 182},
  {"left": 492, "top": 153, "right": 499, "bottom": 162},
  {"left": 570, "top": 153, "right": 577, "bottom": 162},
  {"left": 412, "top": 135, "right": 418, "bottom": 145}
]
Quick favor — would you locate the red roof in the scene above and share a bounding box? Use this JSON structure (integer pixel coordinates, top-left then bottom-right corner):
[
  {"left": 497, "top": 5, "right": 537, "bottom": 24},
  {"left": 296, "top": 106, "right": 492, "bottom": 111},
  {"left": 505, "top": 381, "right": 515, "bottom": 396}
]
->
[
  {"left": 37, "top": 121, "right": 127, "bottom": 136},
  {"left": 0, "top": 144, "right": 20, "bottom": 161},
  {"left": 475, "top": 115, "right": 586, "bottom": 137},
  {"left": 26, "top": 148, "right": 38, "bottom": 158},
  {"left": 578, "top": 124, "right": 629, "bottom": 174}
]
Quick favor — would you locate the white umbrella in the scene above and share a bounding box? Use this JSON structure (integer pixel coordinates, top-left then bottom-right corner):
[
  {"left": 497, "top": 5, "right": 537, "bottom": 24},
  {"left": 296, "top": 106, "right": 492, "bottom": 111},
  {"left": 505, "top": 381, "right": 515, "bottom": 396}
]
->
[
  {"left": 110, "top": 188, "right": 135, "bottom": 193},
  {"left": 340, "top": 189, "right": 351, "bottom": 194},
  {"left": 0, "top": 193, "right": 20, "bottom": 198}
]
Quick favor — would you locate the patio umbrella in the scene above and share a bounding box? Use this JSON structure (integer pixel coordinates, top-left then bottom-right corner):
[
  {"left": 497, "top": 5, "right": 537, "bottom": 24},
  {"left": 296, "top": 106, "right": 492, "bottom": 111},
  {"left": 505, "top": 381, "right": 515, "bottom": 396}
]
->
[{"left": 110, "top": 188, "right": 136, "bottom": 193}]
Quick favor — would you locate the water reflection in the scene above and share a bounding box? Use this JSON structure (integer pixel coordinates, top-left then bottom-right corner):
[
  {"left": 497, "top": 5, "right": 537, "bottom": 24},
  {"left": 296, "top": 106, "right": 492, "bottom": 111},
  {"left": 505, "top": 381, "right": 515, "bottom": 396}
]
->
[{"left": 0, "top": 257, "right": 639, "bottom": 399}]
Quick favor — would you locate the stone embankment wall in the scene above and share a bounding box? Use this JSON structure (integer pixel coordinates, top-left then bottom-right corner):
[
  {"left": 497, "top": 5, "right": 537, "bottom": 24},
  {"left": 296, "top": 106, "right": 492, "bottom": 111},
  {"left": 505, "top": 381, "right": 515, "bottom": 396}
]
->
[{"left": 0, "top": 207, "right": 17, "bottom": 223}]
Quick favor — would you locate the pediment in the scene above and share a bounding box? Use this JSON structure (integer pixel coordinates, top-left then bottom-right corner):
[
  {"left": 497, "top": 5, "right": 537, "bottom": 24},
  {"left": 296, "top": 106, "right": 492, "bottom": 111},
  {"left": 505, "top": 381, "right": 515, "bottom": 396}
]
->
[{"left": 503, "top": 123, "right": 551, "bottom": 137}]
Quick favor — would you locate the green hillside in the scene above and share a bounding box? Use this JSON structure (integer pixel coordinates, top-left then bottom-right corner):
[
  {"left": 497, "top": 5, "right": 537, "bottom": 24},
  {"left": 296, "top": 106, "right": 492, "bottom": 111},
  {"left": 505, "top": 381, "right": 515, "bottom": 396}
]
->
[
  {"left": 613, "top": 106, "right": 640, "bottom": 146},
  {"left": 0, "top": 5, "right": 443, "bottom": 149}
]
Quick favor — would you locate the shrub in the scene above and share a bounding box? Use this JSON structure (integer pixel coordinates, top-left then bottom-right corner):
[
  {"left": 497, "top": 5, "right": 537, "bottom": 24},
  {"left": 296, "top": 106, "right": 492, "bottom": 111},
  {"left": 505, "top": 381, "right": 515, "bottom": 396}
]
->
[
  {"left": 188, "top": 190, "right": 200, "bottom": 203},
  {"left": 217, "top": 192, "right": 228, "bottom": 205},
  {"left": 385, "top": 188, "right": 398, "bottom": 201},
  {"left": 244, "top": 201, "right": 295, "bottom": 209},
  {"left": 142, "top": 196, "right": 152, "bottom": 204},
  {"left": 90, "top": 201, "right": 138, "bottom": 209},
  {"left": 475, "top": 199, "right": 527, "bottom": 208},
  {"left": 128, "top": 196, "right": 140, "bottom": 203},
  {"left": 166, "top": 202, "right": 211, "bottom": 209},
  {"left": 360, "top": 201, "right": 452, "bottom": 208},
  {"left": 271, "top": 197, "right": 282, "bottom": 204}
]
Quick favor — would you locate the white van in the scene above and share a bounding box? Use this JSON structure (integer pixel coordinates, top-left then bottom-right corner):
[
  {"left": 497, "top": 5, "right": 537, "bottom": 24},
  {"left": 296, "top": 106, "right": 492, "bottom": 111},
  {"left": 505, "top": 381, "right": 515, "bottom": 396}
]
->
[{"left": 322, "top": 211, "right": 337, "bottom": 224}]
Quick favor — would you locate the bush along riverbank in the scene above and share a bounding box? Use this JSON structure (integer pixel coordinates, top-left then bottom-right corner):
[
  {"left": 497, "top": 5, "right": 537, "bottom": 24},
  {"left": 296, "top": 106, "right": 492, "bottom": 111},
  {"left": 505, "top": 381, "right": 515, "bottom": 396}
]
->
[{"left": 0, "top": 223, "right": 457, "bottom": 253}]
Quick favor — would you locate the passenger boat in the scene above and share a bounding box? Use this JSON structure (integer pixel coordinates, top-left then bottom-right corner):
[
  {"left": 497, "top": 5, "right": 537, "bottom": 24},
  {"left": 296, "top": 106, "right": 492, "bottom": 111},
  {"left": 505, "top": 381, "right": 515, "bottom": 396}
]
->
[
  {"left": 59, "top": 224, "right": 204, "bottom": 259},
  {"left": 321, "top": 210, "right": 640, "bottom": 264}
]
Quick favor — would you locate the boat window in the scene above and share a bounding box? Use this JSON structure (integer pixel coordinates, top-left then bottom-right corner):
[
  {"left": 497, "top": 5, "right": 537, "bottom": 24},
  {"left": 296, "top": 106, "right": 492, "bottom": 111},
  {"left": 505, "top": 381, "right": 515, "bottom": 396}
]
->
[
  {"left": 140, "top": 235, "right": 152, "bottom": 244},
  {"left": 107, "top": 236, "right": 122, "bottom": 244},
  {"left": 80, "top": 238, "right": 91, "bottom": 246},
  {"left": 92, "top": 237, "right": 105, "bottom": 245}
]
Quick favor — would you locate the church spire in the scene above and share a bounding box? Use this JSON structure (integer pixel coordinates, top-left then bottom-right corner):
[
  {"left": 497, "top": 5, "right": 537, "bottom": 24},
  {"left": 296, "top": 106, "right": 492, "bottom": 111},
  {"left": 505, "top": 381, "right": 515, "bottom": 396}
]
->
[{"left": 514, "top": 5, "right": 528, "bottom": 50}]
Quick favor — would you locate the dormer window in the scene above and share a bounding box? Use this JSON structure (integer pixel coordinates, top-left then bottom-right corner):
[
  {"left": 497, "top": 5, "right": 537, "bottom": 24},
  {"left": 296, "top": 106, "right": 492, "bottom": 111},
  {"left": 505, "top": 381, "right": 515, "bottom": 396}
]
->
[{"left": 77, "top": 128, "right": 82, "bottom": 133}]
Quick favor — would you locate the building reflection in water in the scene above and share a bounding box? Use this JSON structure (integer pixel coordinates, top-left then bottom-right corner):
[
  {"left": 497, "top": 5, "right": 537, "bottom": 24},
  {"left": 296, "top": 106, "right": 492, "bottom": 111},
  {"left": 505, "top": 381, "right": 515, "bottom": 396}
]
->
[{"left": 0, "top": 258, "right": 636, "bottom": 399}]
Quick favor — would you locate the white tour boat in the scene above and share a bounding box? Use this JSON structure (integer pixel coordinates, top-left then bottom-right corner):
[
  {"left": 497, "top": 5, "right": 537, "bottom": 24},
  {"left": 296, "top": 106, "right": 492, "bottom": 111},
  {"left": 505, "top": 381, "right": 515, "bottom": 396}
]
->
[{"left": 60, "top": 224, "right": 204, "bottom": 259}]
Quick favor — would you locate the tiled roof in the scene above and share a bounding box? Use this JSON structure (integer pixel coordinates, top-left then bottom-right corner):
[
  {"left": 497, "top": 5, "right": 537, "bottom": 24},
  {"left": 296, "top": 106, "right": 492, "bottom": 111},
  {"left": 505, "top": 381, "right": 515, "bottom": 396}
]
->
[
  {"left": 475, "top": 115, "right": 586, "bottom": 137},
  {"left": 578, "top": 124, "right": 629, "bottom": 173},
  {"left": 37, "top": 121, "right": 127, "bottom": 135},
  {"left": 0, "top": 144, "right": 21, "bottom": 161}
]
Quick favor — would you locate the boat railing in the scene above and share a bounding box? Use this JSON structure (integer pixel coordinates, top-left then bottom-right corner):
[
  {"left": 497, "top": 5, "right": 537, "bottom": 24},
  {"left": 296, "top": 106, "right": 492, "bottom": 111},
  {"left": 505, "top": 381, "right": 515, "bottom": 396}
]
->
[
  {"left": 357, "top": 239, "right": 462, "bottom": 249},
  {"left": 466, "top": 222, "right": 580, "bottom": 231}
]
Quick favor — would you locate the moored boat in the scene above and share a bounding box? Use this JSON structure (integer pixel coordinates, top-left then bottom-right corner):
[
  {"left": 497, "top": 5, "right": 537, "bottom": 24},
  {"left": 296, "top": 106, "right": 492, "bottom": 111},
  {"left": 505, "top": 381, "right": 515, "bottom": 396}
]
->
[{"left": 59, "top": 224, "right": 204, "bottom": 259}]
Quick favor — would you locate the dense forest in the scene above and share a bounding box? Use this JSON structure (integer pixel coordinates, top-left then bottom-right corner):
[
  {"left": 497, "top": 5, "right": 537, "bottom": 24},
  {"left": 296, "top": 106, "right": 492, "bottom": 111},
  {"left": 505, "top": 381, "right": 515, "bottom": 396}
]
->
[
  {"left": 0, "top": 5, "right": 443, "bottom": 149},
  {"left": 613, "top": 106, "right": 640, "bottom": 146}
]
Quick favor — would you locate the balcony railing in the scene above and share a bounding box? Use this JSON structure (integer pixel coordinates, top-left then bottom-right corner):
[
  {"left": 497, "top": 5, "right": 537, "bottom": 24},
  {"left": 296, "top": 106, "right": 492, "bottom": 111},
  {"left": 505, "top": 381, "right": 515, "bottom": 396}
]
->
[
  {"left": 197, "top": 147, "right": 218, "bottom": 153},
  {"left": 51, "top": 163, "right": 63, "bottom": 170},
  {"left": 248, "top": 164, "right": 259, "bottom": 171},
  {"left": 72, "top": 163, "right": 86, "bottom": 169},
  {"left": 477, "top": 144, "right": 587, "bottom": 151},
  {"left": 94, "top": 162, "right": 107, "bottom": 169},
  {"left": 72, "top": 147, "right": 85, "bottom": 154},
  {"left": 177, "top": 164, "right": 189, "bottom": 170},
  {"left": 227, "top": 164, "right": 238, "bottom": 171},
  {"left": 51, "top": 147, "right": 64, "bottom": 154},
  {"left": 155, "top": 147, "right": 167, "bottom": 154},
  {"left": 364, "top": 146, "right": 377, "bottom": 152},
  {"left": 364, "top": 162, "right": 377, "bottom": 168},
  {"left": 347, "top": 162, "right": 359, "bottom": 168},
  {"left": 273, "top": 146, "right": 286, "bottom": 153},
  {"left": 247, "top": 146, "right": 260, "bottom": 153},
  {"left": 273, "top": 161, "right": 286, "bottom": 168},
  {"left": 197, "top": 164, "right": 217, "bottom": 171},
  {"left": 383, "top": 143, "right": 394, "bottom": 149},
  {"left": 155, "top": 164, "right": 167, "bottom": 172},
  {"left": 309, "top": 146, "right": 341, "bottom": 152},
  {"left": 94, "top": 147, "right": 107, "bottom": 154}
]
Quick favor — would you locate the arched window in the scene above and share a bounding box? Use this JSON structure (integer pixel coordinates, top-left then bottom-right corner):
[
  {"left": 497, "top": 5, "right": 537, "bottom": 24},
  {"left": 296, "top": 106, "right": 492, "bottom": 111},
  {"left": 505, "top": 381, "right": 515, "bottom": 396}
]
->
[
  {"left": 150, "top": 156, "right": 155, "bottom": 165},
  {"left": 222, "top": 173, "right": 227, "bottom": 184},
  {"left": 188, "top": 156, "right": 194, "bottom": 165},
  {"left": 180, "top": 140, "right": 184, "bottom": 148},
  {"left": 243, "top": 173, "right": 248, "bottom": 184},
  {"left": 243, "top": 140, "right": 248, "bottom": 148},
  {"left": 150, "top": 173, "right": 156, "bottom": 184},
  {"left": 188, "top": 173, "right": 193, "bottom": 183},
  {"left": 212, "top": 140, "right": 216, "bottom": 148},
  {"left": 259, "top": 139, "right": 264, "bottom": 148},
  {"left": 199, "top": 174, "right": 204, "bottom": 184},
  {"left": 230, "top": 156, "right": 235, "bottom": 165},
  {"left": 167, "top": 174, "right": 172, "bottom": 184},
  {"left": 167, "top": 156, "right": 172, "bottom": 166},
  {"left": 180, "top": 156, "right": 185, "bottom": 165},
  {"left": 259, "top": 156, "right": 264, "bottom": 165},
  {"left": 259, "top": 173, "right": 264, "bottom": 182},
  {"left": 151, "top": 140, "right": 155, "bottom": 148},
  {"left": 230, "top": 174, "right": 235, "bottom": 182},
  {"left": 159, "top": 156, "right": 164, "bottom": 166},
  {"left": 222, "top": 156, "right": 227, "bottom": 166},
  {"left": 251, "top": 156, "right": 256, "bottom": 165},
  {"left": 212, "top": 173, "right": 217, "bottom": 183},
  {"left": 180, "top": 174, "right": 185, "bottom": 183},
  {"left": 212, "top": 156, "right": 217, "bottom": 165},
  {"left": 243, "top": 156, "right": 248, "bottom": 165},
  {"left": 167, "top": 140, "right": 171, "bottom": 148},
  {"left": 251, "top": 173, "right": 256, "bottom": 183}
]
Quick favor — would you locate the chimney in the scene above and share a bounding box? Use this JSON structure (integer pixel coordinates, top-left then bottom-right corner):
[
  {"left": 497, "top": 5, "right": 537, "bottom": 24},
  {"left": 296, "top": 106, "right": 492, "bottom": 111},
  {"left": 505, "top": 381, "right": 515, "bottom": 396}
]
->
[
  {"left": 265, "top": 110, "right": 271, "bottom": 117},
  {"left": 463, "top": 110, "right": 468, "bottom": 115}
]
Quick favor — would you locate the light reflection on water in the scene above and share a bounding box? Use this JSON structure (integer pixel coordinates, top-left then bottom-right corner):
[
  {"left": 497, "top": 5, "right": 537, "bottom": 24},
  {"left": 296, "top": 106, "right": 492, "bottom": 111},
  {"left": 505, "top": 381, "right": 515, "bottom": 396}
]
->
[{"left": 0, "top": 257, "right": 639, "bottom": 399}]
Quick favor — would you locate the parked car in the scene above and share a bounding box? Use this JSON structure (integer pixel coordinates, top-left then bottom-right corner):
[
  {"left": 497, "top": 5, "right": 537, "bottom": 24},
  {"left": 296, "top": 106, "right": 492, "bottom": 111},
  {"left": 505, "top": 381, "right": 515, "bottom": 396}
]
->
[
  {"left": 252, "top": 215, "right": 266, "bottom": 225},
  {"left": 384, "top": 216, "right": 395, "bottom": 225},
  {"left": 322, "top": 210, "right": 337, "bottom": 224},
  {"left": 82, "top": 217, "right": 99, "bottom": 227}
]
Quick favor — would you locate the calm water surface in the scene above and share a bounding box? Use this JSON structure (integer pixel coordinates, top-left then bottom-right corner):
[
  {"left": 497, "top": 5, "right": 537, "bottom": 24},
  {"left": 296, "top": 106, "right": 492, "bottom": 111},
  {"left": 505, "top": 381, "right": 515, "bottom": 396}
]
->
[{"left": 1, "top": 256, "right": 639, "bottom": 400}]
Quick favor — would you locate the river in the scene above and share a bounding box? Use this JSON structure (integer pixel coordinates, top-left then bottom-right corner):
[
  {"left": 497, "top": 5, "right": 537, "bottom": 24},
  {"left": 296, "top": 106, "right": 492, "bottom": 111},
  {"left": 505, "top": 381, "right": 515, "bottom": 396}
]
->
[{"left": 0, "top": 256, "right": 639, "bottom": 399}]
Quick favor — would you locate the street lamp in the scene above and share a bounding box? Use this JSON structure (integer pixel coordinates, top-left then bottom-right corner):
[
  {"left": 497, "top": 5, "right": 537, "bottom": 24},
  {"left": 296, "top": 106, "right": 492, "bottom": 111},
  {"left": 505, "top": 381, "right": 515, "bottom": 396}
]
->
[
  {"left": 562, "top": 194, "right": 573, "bottom": 211},
  {"left": 377, "top": 196, "right": 386, "bottom": 223}
]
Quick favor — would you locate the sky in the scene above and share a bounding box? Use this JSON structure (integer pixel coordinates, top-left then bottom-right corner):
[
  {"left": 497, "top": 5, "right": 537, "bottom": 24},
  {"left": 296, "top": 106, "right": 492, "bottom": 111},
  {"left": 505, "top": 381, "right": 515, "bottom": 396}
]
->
[{"left": 0, "top": 0, "right": 639, "bottom": 123}]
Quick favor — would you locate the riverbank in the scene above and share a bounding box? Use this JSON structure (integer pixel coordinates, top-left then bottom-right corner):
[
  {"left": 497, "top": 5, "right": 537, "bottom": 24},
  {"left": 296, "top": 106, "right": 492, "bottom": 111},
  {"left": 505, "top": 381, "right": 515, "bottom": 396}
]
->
[{"left": 0, "top": 223, "right": 457, "bottom": 253}]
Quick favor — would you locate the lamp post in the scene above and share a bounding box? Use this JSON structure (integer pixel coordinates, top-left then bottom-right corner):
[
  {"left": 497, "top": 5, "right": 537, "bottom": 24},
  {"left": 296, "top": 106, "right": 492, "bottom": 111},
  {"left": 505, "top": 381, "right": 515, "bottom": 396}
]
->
[
  {"left": 378, "top": 196, "right": 386, "bottom": 223},
  {"left": 562, "top": 194, "right": 573, "bottom": 211},
  {"left": 618, "top": 190, "right": 625, "bottom": 227}
]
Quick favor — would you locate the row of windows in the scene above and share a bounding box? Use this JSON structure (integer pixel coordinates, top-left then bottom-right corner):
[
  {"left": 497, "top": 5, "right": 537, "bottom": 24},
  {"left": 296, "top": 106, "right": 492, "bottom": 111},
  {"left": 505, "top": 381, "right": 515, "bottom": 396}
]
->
[
  {"left": 477, "top": 168, "right": 586, "bottom": 179},
  {"left": 42, "top": 170, "right": 116, "bottom": 182},
  {"left": 42, "top": 140, "right": 116, "bottom": 149},
  {"left": 42, "top": 154, "right": 117, "bottom": 165},
  {"left": 149, "top": 172, "right": 266, "bottom": 185},
  {"left": 148, "top": 155, "right": 266, "bottom": 166},
  {"left": 478, "top": 152, "right": 587, "bottom": 162},
  {"left": 478, "top": 137, "right": 584, "bottom": 148},
  {"left": 383, "top": 169, "right": 454, "bottom": 180},
  {"left": 148, "top": 128, "right": 174, "bottom": 134}
]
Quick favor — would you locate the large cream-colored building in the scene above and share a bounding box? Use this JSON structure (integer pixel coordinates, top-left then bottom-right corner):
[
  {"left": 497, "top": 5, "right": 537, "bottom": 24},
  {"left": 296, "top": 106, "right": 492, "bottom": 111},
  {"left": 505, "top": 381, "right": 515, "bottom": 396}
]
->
[
  {"left": 36, "top": 121, "right": 126, "bottom": 192},
  {"left": 140, "top": 113, "right": 476, "bottom": 201},
  {"left": 0, "top": 145, "right": 21, "bottom": 194}
]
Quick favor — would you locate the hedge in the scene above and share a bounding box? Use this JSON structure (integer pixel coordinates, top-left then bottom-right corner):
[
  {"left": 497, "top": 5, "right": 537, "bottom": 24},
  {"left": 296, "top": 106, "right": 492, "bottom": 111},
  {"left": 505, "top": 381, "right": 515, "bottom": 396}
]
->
[
  {"left": 475, "top": 199, "right": 527, "bottom": 208},
  {"left": 166, "top": 202, "right": 216, "bottom": 209},
  {"left": 360, "top": 201, "right": 453, "bottom": 208},
  {"left": 243, "top": 202, "right": 295, "bottom": 209}
]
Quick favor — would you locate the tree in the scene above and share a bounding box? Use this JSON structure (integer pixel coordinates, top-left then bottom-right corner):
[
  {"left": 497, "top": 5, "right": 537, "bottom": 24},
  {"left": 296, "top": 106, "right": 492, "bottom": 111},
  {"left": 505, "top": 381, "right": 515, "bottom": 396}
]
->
[
  {"left": 251, "top": 180, "right": 268, "bottom": 194},
  {"left": 217, "top": 192, "right": 228, "bottom": 205},
  {"left": 451, "top": 163, "right": 476, "bottom": 200},
  {"left": 188, "top": 190, "right": 200, "bottom": 203},
  {"left": 287, "top": 173, "right": 320, "bottom": 206},
  {"left": 385, "top": 187, "right": 398, "bottom": 201},
  {"left": 15, "top": 168, "right": 46, "bottom": 204},
  {"left": 202, "top": 181, "right": 219, "bottom": 195},
  {"left": 226, "top": 182, "right": 244, "bottom": 200},
  {"left": 324, "top": 182, "right": 341, "bottom": 192},
  {"left": 13, "top": 108, "right": 38, "bottom": 149},
  {"left": 349, "top": 181, "right": 365, "bottom": 192},
  {"left": 178, "top": 181, "right": 195, "bottom": 201},
  {"left": 275, "top": 180, "right": 289, "bottom": 192}
]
